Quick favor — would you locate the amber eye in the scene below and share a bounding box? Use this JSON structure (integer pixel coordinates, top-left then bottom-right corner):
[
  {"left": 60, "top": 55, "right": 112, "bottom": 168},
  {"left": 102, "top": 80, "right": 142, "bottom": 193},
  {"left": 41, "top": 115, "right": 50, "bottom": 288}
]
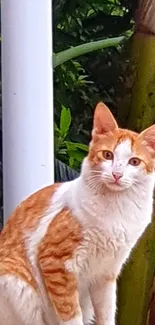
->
[
  {"left": 128, "top": 157, "right": 141, "bottom": 166},
  {"left": 102, "top": 150, "right": 113, "bottom": 160}
]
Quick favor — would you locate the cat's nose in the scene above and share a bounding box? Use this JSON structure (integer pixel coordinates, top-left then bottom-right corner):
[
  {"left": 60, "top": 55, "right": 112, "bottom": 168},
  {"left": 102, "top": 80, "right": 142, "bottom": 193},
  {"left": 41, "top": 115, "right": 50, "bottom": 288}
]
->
[{"left": 112, "top": 172, "right": 123, "bottom": 181}]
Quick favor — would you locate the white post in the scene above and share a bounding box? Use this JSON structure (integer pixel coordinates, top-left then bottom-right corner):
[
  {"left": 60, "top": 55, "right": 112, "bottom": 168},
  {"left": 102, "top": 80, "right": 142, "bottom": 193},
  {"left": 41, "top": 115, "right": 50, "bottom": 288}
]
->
[{"left": 1, "top": 0, "right": 54, "bottom": 221}]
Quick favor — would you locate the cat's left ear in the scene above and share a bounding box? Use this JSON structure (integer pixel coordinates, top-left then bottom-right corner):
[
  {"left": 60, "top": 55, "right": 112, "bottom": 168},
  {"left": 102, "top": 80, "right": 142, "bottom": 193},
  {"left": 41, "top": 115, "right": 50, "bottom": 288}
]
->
[
  {"left": 138, "top": 124, "right": 155, "bottom": 151},
  {"left": 92, "top": 102, "right": 118, "bottom": 137}
]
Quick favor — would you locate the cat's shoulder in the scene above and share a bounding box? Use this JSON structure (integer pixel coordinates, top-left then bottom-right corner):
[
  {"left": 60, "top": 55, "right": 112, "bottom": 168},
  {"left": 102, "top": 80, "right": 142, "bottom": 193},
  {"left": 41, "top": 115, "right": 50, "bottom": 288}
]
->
[{"left": 0, "top": 182, "right": 68, "bottom": 236}]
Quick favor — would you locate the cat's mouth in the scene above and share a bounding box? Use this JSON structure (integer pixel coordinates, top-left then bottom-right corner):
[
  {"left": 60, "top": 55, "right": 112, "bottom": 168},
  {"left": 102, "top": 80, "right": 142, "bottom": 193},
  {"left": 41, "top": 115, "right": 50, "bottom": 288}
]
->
[
  {"left": 105, "top": 178, "right": 132, "bottom": 191},
  {"left": 105, "top": 179, "right": 125, "bottom": 191},
  {"left": 111, "top": 181, "right": 122, "bottom": 187},
  {"left": 108, "top": 178, "right": 121, "bottom": 186},
  {"left": 113, "top": 179, "right": 120, "bottom": 185}
]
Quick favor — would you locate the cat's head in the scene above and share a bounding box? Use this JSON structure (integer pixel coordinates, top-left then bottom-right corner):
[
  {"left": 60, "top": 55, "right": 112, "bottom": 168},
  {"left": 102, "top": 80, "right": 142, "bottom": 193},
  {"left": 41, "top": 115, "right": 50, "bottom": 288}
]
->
[{"left": 82, "top": 102, "right": 155, "bottom": 192}]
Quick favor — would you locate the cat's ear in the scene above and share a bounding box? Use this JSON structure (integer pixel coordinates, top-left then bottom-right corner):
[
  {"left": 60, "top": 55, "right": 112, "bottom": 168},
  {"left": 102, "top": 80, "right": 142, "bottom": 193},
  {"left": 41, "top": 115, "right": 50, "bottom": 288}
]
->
[
  {"left": 138, "top": 124, "right": 155, "bottom": 151},
  {"left": 92, "top": 102, "right": 118, "bottom": 136}
]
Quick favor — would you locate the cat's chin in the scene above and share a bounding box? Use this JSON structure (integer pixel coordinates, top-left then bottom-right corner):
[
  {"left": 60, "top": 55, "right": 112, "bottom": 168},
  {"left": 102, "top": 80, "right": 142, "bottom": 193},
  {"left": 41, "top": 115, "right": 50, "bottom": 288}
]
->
[{"left": 104, "top": 181, "right": 130, "bottom": 192}]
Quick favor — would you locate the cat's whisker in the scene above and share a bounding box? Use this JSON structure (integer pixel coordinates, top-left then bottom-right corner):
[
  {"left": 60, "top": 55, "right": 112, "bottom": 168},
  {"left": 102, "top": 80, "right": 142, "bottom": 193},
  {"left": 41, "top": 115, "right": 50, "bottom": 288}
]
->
[{"left": 86, "top": 179, "right": 102, "bottom": 192}]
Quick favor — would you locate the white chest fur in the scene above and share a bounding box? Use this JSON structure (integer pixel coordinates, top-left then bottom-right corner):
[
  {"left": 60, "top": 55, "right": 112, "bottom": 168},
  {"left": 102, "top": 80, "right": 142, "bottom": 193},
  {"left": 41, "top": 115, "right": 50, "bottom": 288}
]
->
[{"left": 64, "top": 176, "right": 154, "bottom": 281}]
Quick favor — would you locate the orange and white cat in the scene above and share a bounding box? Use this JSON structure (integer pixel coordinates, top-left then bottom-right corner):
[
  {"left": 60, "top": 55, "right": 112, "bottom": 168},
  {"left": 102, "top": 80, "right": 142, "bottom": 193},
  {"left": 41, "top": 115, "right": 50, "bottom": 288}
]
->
[{"left": 0, "top": 102, "right": 155, "bottom": 325}]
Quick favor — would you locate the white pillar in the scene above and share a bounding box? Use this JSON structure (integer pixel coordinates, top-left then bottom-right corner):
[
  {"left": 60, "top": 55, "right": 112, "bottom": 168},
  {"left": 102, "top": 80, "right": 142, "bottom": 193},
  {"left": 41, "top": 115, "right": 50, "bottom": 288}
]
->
[{"left": 1, "top": 0, "right": 54, "bottom": 221}]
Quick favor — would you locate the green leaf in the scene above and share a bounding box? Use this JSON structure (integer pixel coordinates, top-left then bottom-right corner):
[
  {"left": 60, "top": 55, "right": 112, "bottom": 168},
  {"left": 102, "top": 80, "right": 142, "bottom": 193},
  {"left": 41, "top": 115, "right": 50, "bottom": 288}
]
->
[
  {"left": 54, "top": 137, "right": 64, "bottom": 153},
  {"left": 58, "top": 149, "right": 67, "bottom": 155},
  {"left": 54, "top": 123, "right": 61, "bottom": 135},
  {"left": 78, "top": 75, "right": 89, "bottom": 80},
  {"left": 65, "top": 141, "right": 88, "bottom": 152},
  {"left": 87, "top": 9, "right": 95, "bottom": 17},
  {"left": 67, "top": 150, "right": 85, "bottom": 162},
  {"left": 74, "top": 143, "right": 89, "bottom": 151},
  {"left": 53, "top": 36, "right": 125, "bottom": 68},
  {"left": 69, "top": 157, "right": 75, "bottom": 168},
  {"left": 60, "top": 105, "right": 72, "bottom": 138}
]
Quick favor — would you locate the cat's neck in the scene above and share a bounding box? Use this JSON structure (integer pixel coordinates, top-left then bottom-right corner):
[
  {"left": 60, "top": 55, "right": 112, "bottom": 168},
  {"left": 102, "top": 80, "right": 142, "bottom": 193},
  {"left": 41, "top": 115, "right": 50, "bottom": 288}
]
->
[
  {"left": 63, "top": 173, "right": 153, "bottom": 227},
  {"left": 68, "top": 170, "right": 155, "bottom": 213}
]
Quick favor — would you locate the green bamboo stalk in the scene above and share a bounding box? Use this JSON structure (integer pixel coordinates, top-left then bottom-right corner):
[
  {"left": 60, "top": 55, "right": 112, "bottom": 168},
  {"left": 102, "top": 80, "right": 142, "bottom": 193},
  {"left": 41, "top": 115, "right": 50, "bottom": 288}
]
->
[
  {"left": 117, "top": 222, "right": 155, "bottom": 325},
  {"left": 117, "top": 1, "right": 155, "bottom": 322},
  {"left": 127, "top": 33, "right": 155, "bottom": 131},
  {"left": 53, "top": 36, "right": 125, "bottom": 68},
  {"left": 117, "top": 28, "right": 155, "bottom": 325}
]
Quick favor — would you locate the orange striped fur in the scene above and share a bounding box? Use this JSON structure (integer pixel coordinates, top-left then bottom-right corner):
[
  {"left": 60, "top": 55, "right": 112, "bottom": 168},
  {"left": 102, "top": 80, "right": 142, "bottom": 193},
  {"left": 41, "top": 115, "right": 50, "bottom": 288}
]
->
[
  {"left": 0, "top": 184, "right": 60, "bottom": 287},
  {"left": 38, "top": 208, "right": 82, "bottom": 321}
]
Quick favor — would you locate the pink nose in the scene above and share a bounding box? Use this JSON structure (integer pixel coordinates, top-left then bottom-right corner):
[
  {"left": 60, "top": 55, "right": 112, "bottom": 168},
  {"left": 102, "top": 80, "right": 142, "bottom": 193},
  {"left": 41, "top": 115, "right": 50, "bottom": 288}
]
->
[{"left": 112, "top": 172, "right": 123, "bottom": 181}]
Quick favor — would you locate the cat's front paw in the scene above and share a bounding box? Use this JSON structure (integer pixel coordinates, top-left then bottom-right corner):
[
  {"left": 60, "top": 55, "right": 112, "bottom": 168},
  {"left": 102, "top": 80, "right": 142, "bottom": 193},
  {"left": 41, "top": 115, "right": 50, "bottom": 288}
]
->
[
  {"left": 96, "top": 321, "right": 115, "bottom": 325},
  {"left": 60, "top": 315, "right": 84, "bottom": 325}
]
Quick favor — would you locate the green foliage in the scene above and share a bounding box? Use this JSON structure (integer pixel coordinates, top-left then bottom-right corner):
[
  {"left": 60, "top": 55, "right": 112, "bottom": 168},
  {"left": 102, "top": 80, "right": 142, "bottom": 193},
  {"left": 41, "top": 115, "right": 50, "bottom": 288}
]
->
[
  {"left": 55, "top": 105, "right": 88, "bottom": 170},
  {"left": 54, "top": 0, "right": 138, "bottom": 171}
]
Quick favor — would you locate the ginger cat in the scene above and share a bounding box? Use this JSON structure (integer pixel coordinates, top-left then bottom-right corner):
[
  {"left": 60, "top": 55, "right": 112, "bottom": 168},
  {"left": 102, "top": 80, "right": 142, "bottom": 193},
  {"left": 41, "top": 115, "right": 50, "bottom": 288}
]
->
[{"left": 0, "top": 102, "right": 155, "bottom": 325}]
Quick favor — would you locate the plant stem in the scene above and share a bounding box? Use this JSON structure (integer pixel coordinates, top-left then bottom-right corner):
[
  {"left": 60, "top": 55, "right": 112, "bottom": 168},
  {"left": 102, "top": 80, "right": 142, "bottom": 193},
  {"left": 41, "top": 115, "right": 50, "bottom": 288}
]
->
[
  {"left": 127, "top": 33, "right": 155, "bottom": 131},
  {"left": 53, "top": 36, "right": 125, "bottom": 68}
]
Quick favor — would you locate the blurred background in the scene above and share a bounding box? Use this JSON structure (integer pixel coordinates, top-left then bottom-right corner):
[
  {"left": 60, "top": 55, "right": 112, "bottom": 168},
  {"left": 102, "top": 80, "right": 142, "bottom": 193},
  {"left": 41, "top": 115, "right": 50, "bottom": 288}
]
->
[{"left": 53, "top": 0, "right": 138, "bottom": 171}]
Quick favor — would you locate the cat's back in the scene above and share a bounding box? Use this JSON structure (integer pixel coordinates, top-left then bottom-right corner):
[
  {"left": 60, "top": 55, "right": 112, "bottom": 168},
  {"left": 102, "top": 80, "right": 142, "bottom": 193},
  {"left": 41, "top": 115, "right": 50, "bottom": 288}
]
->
[{"left": 0, "top": 183, "right": 61, "bottom": 283}]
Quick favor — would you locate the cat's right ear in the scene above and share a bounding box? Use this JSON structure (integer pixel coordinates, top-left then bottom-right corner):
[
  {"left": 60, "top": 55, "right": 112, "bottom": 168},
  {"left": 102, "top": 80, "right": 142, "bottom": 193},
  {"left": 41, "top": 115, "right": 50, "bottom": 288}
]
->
[
  {"left": 138, "top": 124, "right": 155, "bottom": 152},
  {"left": 92, "top": 102, "right": 118, "bottom": 138}
]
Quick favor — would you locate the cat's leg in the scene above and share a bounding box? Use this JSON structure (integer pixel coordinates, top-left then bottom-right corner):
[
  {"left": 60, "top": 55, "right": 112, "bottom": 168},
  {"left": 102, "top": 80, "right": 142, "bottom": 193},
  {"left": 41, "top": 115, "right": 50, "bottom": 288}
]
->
[
  {"left": 90, "top": 277, "right": 117, "bottom": 325},
  {"left": 48, "top": 290, "right": 84, "bottom": 325},
  {"left": 80, "top": 288, "right": 95, "bottom": 325},
  {"left": 37, "top": 208, "right": 85, "bottom": 325},
  {"left": 0, "top": 274, "right": 46, "bottom": 325},
  {"left": 39, "top": 263, "right": 84, "bottom": 325}
]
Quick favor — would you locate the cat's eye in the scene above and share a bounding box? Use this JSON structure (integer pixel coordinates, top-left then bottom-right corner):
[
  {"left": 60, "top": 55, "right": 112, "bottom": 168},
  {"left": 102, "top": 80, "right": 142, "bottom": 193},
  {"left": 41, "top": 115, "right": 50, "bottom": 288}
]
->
[
  {"left": 128, "top": 157, "right": 141, "bottom": 166},
  {"left": 102, "top": 150, "right": 113, "bottom": 160}
]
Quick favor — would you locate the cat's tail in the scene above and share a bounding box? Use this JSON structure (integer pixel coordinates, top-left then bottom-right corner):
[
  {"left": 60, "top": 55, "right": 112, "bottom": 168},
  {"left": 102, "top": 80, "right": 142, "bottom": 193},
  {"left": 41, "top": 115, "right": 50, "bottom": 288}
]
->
[{"left": 0, "top": 274, "right": 47, "bottom": 325}]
